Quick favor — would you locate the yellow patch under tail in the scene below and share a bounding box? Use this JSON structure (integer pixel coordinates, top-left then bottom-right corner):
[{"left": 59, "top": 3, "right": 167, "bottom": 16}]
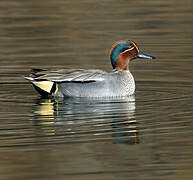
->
[{"left": 32, "top": 81, "right": 54, "bottom": 93}]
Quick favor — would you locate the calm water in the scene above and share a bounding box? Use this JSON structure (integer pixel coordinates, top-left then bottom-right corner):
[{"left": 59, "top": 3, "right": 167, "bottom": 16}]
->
[{"left": 0, "top": 0, "right": 193, "bottom": 179}]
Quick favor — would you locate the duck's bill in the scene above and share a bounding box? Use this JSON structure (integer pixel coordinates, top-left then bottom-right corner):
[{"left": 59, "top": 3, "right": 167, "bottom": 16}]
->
[{"left": 138, "top": 51, "right": 156, "bottom": 59}]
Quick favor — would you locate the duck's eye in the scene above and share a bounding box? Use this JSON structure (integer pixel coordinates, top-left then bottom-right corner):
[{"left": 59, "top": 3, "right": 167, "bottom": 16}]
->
[{"left": 128, "top": 43, "right": 134, "bottom": 49}]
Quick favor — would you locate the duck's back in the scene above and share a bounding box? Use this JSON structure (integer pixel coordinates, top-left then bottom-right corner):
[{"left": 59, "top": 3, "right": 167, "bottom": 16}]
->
[
  {"left": 57, "top": 70, "right": 135, "bottom": 97},
  {"left": 25, "top": 69, "right": 135, "bottom": 98}
]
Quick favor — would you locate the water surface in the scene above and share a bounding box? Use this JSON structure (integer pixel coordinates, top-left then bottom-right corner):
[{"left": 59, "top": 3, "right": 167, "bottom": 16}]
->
[{"left": 0, "top": 0, "right": 193, "bottom": 179}]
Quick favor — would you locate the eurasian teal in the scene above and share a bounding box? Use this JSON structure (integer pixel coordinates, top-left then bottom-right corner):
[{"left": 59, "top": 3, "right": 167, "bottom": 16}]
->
[{"left": 25, "top": 40, "right": 155, "bottom": 98}]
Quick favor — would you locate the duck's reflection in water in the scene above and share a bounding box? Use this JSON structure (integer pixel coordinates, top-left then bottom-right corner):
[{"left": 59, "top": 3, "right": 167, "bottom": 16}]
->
[{"left": 32, "top": 95, "right": 139, "bottom": 145}]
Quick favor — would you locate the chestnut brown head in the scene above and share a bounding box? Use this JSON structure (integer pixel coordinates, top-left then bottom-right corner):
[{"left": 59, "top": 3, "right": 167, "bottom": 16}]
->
[{"left": 110, "top": 40, "right": 155, "bottom": 70}]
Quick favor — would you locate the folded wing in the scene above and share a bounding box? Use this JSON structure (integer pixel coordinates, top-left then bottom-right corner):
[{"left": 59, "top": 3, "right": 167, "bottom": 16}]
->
[{"left": 28, "top": 68, "right": 106, "bottom": 82}]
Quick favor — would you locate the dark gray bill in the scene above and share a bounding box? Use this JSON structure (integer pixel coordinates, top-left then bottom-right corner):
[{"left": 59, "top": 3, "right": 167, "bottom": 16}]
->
[{"left": 138, "top": 51, "right": 156, "bottom": 59}]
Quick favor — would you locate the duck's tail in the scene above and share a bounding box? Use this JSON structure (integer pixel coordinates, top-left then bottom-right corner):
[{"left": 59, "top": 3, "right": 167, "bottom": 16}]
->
[{"left": 24, "top": 77, "right": 57, "bottom": 97}]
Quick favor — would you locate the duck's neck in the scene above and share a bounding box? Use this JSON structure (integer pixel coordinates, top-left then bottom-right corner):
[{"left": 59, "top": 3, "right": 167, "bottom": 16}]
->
[
  {"left": 115, "top": 57, "right": 129, "bottom": 70},
  {"left": 115, "top": 50, "right": 131, "bottom": 71},
  {"left": 114, "top": 67, "right": 130, "bottom": 72},
  {"left": 115, "top": 66, "right": 129, "bottom": 71}
]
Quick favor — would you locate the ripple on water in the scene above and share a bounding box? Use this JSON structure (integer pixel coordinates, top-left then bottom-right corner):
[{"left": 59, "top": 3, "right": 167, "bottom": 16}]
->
[
  {"left": 0, "top": 80, "right": 192, "bottom": 149},
  {"left": 136, "top": 81, "right": 192, "bottom": 102}
]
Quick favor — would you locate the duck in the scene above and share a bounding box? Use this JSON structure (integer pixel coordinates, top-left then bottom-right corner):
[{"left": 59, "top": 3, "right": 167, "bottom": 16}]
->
[{"left": 25, "top": 40, "right": 155, "bottom": 98}]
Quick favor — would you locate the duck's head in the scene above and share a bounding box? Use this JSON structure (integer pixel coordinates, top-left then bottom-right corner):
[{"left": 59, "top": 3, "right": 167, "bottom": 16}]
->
[{"left": 110, "top": 40, "right": 155, "bottom": 70}]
